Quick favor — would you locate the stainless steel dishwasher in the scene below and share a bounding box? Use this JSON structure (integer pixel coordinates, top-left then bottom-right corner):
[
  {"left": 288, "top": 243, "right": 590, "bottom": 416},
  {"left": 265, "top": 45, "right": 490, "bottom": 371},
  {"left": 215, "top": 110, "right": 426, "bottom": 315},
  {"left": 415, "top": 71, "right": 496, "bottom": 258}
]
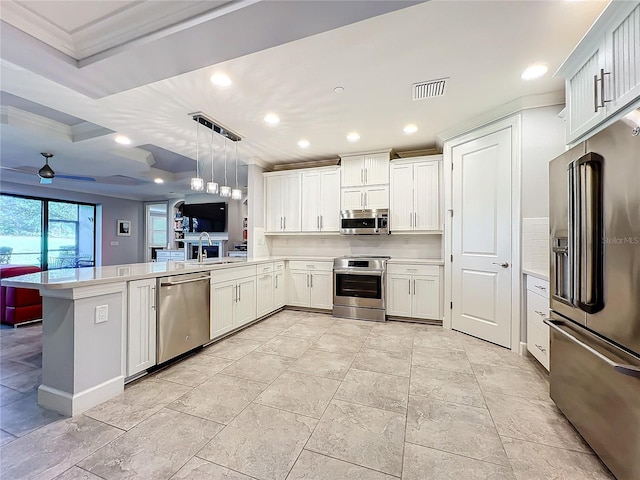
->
[{"left": 157, "top": 271, "right": 210, "bottom": 363}]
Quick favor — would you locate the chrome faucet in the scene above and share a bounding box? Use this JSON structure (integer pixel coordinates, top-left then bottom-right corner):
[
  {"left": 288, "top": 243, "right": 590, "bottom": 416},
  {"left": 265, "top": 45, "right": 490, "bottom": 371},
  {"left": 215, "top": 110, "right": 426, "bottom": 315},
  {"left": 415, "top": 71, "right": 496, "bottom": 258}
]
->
[{"left": 198, "top": 232, "right": 212, "bottom": 262}]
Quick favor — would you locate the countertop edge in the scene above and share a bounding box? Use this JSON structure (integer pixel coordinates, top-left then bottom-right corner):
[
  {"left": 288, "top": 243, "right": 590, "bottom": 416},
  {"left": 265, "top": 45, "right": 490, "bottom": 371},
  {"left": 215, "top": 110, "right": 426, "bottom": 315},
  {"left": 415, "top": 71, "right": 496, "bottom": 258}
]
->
[{"left": 522, "top": 268, "right": 550, "bottom": 282}]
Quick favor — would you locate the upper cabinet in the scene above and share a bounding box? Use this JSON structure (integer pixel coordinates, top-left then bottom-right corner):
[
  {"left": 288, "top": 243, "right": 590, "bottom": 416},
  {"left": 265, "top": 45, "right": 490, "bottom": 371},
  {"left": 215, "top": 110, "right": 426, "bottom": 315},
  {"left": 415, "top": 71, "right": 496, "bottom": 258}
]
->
[
  {"left": 390, "top": 156, "right": 442, "bottom": 232},
  {"left": 265, "top": 171, "right": 301, "bottom": 233},
  {"left": 301, "top": 167, "right": 340, "bottom": 232},
  {"left": 558, "top": 2, "right": 640, "bottom": 143},
  {"left": 341, "top": 151, "right": 390, "bottom": 187},
  {"left": 340, "top": 150, "right": 390, "bottom": 210}
]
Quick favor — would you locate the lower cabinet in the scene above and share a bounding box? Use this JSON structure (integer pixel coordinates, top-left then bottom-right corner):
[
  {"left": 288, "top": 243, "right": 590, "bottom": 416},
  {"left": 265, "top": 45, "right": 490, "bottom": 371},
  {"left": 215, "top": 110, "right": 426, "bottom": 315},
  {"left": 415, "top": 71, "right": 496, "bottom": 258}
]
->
[
  {"left": 287, "top": 261, "right": 333, "bottom": 309},
  {"left": 274, "top": 262, "right": 286, "bottom": 309},
  {"left": 210, "top": 265, "right": 257, "bottom": 339},
  {"left": 526, "top": 275, "right": 550, "bottom": 370},
  {"left": 127, "top": 278, "right": 157, "bottom": 377},
  {"left": 387, "top": 264, "right": 441, "bottom": 320},
  {"left": 257, "top": 264, "right": 275, "bottom": 318}
]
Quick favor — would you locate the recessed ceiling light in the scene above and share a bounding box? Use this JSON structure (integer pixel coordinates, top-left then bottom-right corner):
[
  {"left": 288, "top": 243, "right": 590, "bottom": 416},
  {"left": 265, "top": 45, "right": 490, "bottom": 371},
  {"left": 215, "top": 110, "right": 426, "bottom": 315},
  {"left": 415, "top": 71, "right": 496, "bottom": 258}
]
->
[
  {"left": 154, "top": 178, "right": 164, "bottom": 184},
  {"left": 346, "top": 132, "right": 360, "bottom": 142},
  {"left": 297, "top": 139, "right": 310, "bottom": 148},
  {"left": 403, "top": 124, "right": 418, "bottom": 134},
  {"left": 521, "top": 63, "right": 548, "bottom": 80},
  {"left": 264, "top": 113, "right": 280, "bottom": 125},
  {"left": 334, "top": 86, "right": 344, "bottom": 93},
  {"left": 210, "top": 73, "right": 232, "bottom": 87},
  {"left": 114, "top": 135, "right": 131, "bottom": 145}
]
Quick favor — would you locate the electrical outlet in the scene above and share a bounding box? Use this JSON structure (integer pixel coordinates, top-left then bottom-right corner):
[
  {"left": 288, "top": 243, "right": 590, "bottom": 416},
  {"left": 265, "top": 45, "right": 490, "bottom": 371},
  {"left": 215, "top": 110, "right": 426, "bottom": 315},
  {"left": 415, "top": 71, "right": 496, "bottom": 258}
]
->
[{"left": 95, "top": 305, "right": 108, "bottom": 324}]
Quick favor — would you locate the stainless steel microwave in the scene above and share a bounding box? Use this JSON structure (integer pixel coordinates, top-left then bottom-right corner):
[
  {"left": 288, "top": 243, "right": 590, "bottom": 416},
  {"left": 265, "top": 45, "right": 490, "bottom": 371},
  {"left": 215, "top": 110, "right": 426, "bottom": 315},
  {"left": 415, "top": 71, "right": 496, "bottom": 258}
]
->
[{"left": 340, "top": 209, "right": 389, "bottom": 235}]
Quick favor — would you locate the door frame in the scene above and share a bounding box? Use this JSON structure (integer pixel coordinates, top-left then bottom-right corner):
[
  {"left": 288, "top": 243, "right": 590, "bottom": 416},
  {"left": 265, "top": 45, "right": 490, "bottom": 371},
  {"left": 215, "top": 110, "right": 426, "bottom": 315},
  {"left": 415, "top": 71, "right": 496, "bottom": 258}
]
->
[{"left": 443, "top": 115, "right": 523, "bottom": 352}]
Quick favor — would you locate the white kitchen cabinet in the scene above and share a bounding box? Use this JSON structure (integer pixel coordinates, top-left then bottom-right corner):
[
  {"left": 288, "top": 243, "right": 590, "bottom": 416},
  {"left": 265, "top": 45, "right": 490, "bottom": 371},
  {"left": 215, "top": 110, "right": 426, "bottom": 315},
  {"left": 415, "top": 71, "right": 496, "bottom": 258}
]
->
[
  {"left": 127, "top": 278, "right": 157, "bottom": 377},
  {"left": 386, "top": 264, "right": 441, "bottom": 320},
  {"left": 256, "top": 271, "right": 274, "bottom": 318},
  {"left": 274, "top": 262, "right": 286, "bottom": 309},
  {"left": 341, "top": 151, "right": 390, "bottom": 187},
  {"left": 302, "top": 167, "right": 340, "bottom": 232},
  {"left": 341, "top": 185, "right": 389, "bottom": 210},
  {"left": 265, "top": 172, "right": 301, "bottom": 233},
  {"left": 287, "top": 261, "right": 333, "bottom": 309},
  {"left": 210, "top": 265, "right": 257, "bottom": 338},
  {"left": 558, "top": 2, "right": 640, "bottom": 143},
  {"left": 525, "top": 275, "right": 550, "bottom": 371},
  {"left": 390, "top": 156, "right": 441, "bottom": 232}
]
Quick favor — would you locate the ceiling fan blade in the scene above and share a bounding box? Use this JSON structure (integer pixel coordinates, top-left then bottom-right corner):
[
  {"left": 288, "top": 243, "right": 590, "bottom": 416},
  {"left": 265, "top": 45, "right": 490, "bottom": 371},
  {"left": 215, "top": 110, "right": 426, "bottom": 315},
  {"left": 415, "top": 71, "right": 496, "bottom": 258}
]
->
[{"left": 56, "top": 174, "right": 96, "bottom": 182}]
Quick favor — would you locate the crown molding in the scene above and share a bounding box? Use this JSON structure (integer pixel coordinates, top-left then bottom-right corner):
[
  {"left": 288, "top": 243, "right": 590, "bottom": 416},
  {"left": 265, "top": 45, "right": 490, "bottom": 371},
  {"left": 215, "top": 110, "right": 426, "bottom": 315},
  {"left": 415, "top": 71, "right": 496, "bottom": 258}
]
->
[
  {"left": 70, "top": 122, "right": 115, "bottom": 142},
  {"left": 0, "top": 2, "right": 75, "bottom": 57},
  {"left": 1, "top": 105, "right": 72, "bottom": 140},
  {"left": 436, "top": 91, "right": 565, "bottom": 146}
]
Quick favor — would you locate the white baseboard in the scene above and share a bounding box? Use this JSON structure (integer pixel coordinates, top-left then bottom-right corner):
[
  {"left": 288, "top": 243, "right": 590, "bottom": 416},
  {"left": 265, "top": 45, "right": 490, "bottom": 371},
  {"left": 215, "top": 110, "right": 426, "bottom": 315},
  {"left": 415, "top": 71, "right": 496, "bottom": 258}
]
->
[
  {"left": 38, "top": 376, "right": 124, "bottom": 416},
  {"left": 518, "top": 341, "right": 528, "bottom": 356}
]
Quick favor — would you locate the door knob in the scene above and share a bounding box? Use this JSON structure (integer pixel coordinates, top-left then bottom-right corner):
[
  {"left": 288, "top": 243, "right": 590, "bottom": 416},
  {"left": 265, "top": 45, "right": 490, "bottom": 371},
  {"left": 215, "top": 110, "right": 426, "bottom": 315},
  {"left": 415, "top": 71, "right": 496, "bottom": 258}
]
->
[{"left": 492, "top": 262, "right": 509, "bottom": 268}]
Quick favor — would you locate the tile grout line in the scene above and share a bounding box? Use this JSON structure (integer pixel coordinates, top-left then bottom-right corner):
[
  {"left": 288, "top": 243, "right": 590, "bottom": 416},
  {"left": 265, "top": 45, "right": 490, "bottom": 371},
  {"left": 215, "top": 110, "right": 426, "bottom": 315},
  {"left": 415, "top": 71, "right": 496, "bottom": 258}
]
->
[{"left": 281, "top": 321, "right": 373, "bottom": 480}]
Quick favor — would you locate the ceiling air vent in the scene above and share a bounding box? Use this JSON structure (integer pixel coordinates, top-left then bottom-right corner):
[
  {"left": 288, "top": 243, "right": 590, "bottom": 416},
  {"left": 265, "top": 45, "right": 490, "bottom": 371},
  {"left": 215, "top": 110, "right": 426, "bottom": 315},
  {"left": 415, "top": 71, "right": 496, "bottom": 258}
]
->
[{"left": 412, "top": 78, "right": 448, "bottom": 100}]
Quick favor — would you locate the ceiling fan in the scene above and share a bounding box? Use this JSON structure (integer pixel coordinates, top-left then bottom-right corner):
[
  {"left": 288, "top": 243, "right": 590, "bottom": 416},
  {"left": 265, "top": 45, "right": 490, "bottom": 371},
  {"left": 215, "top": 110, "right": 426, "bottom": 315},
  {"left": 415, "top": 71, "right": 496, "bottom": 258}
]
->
[{"left": 37, "top": 153, "right": 96, "bottom": 184}]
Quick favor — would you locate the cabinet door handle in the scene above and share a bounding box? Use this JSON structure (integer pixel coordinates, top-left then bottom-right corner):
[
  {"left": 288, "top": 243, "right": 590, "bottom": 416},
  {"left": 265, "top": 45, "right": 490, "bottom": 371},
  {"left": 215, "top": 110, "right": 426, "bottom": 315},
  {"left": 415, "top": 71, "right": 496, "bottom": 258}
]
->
[
  {"left": 364, "top": 168, "right": 367, "bottom": 184},
  {"left": 307, "top": 274, "right": 310, "bottom": 287},
  {"left": 413, "top": 279, "right": 416, "bottom": 295},
  {"left": 600, "top": 68, "right": 610, "bottom": 108},
  {"left": 238, "top": 283, "right": 241, "bottom": 302},
  {"left": 233, "top": 285, "right": 237, "bottom": 302},
  {"left": 535, "top": 310, "right": 546, "bottom": 317},
  {"left": 310, "top": 274, "right": 313, "bottom": 288},
  {"left": 364, "top": 192, "right": 367, "bottom": 208},
  {"left": 410, "top": 212, "right": 413, "bottom": 227},
  {"left": 409, "top": 279, "right": 411, "bottom": 295},
  {"left": 361, "top": 168, "right": 364, "bottom": 184},
  {"left": 284, "top": 217, "right": 286, "bottom": 230},
  {"left": 320, "top": 215, "right": 323, "bottom": 230},
  {"left": 151, "top": 286, "right": 156, "bottom": 310},
  {"left": 534, "top": 285, "right": 547, "bottom": 292},
  {"left": 275, "top": 276, "right": 278, "bottom": 288},
  {"left": 361, "top": 193, "right": 364, "bottom": 208},
  {"left": 535, "top": 343, "right": 547, "bottom": 354},
  {"left": 280, "top": 217, "right": 283, "bottom": 230},
  {"left": 414, "top": 212, "right": 417, "bottom": 227}
]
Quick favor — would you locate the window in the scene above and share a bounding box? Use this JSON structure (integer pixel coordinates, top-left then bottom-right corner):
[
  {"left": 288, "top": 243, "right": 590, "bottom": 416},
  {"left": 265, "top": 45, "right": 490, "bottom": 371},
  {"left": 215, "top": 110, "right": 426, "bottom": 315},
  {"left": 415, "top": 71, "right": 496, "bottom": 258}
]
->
[{"left": 0, "top": 194, "right": 96, "bottom": 269}]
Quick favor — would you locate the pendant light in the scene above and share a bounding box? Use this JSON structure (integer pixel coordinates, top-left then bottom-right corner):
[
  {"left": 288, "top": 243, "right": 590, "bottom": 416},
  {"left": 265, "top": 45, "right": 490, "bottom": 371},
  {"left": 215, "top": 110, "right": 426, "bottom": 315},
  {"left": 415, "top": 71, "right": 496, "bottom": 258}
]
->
[
  {"left": 219, "top": 137, "right": 232, "bottom": 198},
  {"left": 190, "top": 120, "right": 204, "bottom": 191},
  {"left": 206, "top": 125, "right": 219, "bottom": 194},
  {"left": 231, "top": 141, "right": 242, "bottom": 200}
]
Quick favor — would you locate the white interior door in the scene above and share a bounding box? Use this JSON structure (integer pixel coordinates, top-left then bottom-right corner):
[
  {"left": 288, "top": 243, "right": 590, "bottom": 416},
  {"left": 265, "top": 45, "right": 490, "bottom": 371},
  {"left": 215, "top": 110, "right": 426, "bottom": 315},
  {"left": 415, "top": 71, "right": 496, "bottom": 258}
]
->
[{"left": 451, "top": 128, "right": 512, "bottom": 347}]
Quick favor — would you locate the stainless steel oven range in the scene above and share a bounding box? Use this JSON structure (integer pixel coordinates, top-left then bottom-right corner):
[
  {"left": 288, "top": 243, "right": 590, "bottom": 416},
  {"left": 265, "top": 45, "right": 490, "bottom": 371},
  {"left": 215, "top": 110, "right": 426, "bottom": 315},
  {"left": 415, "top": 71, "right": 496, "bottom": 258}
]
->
[{"left": 333, "top": 256, "right": 390, "bottom": 322}]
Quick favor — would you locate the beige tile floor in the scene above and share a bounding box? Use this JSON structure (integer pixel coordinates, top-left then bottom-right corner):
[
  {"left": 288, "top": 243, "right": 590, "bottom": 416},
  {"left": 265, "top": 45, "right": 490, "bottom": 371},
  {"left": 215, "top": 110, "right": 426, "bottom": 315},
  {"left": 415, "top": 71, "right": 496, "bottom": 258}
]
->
[{"left": 0, "top": 310, "right": 615, "bottom": 480}]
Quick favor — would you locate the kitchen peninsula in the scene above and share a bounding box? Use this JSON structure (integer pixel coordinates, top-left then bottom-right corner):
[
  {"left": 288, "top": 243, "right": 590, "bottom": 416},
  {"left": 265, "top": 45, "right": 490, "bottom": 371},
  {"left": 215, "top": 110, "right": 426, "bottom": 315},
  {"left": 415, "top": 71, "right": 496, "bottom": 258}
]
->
[{"left": 2, "top": 257, "right": 444, "bottom": 416}]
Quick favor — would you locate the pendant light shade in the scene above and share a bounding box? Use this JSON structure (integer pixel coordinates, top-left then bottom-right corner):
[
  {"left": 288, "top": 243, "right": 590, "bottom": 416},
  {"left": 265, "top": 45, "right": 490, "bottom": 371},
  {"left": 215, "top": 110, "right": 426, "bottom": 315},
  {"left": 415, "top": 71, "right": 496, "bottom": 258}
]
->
[
  {"left": 220, "top": 138, "right": 232, "bottom": 197},
  {"left": 38, "top": 153, "right": 55, "bottom": 179},
  {"left": 231, "top": 141, "right": 242, "bottom": 200},
  {"left": 206, "top": 126, "right": 219, "bottom": 194},
  {"left": 190, "top": 120, "right": 204, "bottom": 191}
]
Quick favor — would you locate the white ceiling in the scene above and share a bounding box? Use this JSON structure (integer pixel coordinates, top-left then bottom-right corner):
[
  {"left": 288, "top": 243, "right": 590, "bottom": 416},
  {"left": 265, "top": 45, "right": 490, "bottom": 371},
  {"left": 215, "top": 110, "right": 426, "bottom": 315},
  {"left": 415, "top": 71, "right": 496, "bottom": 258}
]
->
[{"left": 0, "top": 0, "right": 608, "bottom": 201}]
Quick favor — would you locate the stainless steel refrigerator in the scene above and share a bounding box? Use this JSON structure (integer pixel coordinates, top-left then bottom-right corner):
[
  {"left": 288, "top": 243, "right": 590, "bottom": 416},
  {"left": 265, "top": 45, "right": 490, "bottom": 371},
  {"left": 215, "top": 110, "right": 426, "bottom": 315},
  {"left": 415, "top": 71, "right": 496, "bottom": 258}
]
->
[{"left": 547, "top": 110, "right": 640, "bottom": 480}]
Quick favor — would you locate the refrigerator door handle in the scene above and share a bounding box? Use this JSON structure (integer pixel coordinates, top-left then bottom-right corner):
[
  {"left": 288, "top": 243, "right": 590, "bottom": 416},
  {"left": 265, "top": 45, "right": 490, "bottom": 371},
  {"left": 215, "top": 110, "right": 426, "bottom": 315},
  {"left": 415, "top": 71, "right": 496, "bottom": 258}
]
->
[
  {"left": 568, "top": 163, "right": 578, "bottom": 307},
  {"left": 545, "top": 319, "right": 640, "bottom": 379},
  {"left": 575, "top": 153, "right": 604, "bottom": 313}
]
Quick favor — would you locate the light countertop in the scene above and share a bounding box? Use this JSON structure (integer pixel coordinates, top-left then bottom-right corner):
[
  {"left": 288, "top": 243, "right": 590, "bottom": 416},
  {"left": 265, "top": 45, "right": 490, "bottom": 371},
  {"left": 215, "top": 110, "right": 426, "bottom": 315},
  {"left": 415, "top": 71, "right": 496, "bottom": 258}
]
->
[
  {"left": 523, "top": 268, "right": 550, "bottom": 282},
  {"left": 2, "top": 255, "right": 445, "bottom": 290}
]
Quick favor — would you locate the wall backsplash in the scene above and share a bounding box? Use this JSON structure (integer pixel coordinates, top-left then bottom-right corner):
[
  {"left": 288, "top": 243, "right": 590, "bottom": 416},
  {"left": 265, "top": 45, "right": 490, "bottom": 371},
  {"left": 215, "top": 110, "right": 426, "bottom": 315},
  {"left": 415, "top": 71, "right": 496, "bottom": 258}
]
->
[
  {"left": 268, "top": 234, "right": 443, "bottom": 259},
  {"left": 522, "top": 217, "right": 549, "bottom": 273}
]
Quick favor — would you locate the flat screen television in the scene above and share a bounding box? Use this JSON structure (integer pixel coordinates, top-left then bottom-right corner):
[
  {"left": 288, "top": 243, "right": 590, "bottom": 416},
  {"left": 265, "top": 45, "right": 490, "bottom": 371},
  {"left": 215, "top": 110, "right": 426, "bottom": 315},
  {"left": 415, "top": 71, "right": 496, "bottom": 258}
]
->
[{"left": 181, "top": 202, "right": 227, "bottom": 233}]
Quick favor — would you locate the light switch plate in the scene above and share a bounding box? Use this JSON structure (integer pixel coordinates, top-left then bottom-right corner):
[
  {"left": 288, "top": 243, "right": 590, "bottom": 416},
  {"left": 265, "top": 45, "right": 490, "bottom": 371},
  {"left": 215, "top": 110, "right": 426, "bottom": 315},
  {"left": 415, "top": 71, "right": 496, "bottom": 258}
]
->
[
  {"left": 95, "top": 305, "right": 108, "bottom": 324},
  {"left": 110, "top": 241, "right": 119, "bottom": 246}
]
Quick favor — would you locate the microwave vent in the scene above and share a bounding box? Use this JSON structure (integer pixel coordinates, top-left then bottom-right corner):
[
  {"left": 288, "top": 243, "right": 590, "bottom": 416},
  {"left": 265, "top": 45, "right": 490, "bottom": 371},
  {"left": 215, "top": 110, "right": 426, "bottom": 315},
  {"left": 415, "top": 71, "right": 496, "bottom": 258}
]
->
[{"left": 413, "top": 78, "right": 448, "bottom": 100}]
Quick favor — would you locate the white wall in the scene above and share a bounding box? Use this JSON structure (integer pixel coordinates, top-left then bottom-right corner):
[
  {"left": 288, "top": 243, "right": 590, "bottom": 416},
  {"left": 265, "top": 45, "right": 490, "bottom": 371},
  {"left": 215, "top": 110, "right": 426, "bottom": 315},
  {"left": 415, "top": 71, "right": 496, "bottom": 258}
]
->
[
  {"left": 1, "top": 181, "right": 145, "bottom": 266},
  {"left": 521, "top": 105, "right": 566, "bottom": 218}
]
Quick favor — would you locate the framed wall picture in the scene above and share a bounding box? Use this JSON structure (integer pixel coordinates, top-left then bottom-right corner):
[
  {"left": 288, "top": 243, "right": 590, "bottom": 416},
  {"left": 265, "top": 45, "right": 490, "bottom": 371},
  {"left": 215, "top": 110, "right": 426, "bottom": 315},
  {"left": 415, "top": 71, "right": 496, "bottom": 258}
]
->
[{"left": 117, "top": 219, "right": 131, "bottom": 236}]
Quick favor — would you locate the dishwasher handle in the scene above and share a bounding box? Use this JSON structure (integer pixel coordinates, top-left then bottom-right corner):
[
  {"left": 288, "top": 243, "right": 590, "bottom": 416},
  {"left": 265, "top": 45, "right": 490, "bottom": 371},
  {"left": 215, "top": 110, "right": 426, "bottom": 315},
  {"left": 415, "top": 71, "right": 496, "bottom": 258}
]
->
[{"left": 160, "top": 276, "right": 210, "bottom": 287}]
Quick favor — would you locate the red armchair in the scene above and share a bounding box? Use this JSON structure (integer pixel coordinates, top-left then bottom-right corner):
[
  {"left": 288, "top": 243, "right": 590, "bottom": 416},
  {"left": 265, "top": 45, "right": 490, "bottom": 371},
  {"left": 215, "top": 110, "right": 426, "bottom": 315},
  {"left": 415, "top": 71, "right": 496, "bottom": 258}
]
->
[{"left": 0, "top": 265, "right": 42, "bottom": 326}]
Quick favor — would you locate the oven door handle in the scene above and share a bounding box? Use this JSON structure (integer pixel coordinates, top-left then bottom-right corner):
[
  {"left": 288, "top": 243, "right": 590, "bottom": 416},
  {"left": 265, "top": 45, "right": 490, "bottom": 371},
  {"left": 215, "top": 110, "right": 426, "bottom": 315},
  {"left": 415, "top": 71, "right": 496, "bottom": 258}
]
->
[{"left": 334, "top": 269, "right": 384, "bottom": 276}]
